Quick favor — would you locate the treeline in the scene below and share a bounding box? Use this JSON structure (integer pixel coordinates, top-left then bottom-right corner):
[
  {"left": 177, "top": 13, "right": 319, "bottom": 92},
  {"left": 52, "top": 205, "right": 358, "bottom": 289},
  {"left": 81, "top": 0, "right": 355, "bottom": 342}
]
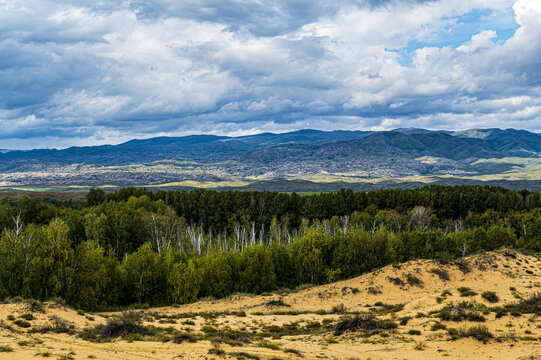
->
[{"left": 0, "top": 185, "right": 539, "bottom": 310}]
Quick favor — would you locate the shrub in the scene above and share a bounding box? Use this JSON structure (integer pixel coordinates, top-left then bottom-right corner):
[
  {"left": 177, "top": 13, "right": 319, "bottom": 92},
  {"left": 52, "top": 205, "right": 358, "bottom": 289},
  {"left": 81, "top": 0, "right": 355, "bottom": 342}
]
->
[
  {"left": 24, "top": 300, "right": 44, "bottom": 313},
  {"left": 408, "top": 329, "right": 421, "bottom": 335},
  {"left": 20, "top": 313, "right": 35, "bottom": 321},
  {"left": 431, "top": 322, "right": 446, "bottom": 331},
  {"left": 330, "top": 304, "right": 348, "bottom": 314},
  {"left": 255, "top": 341, "right": 280, "bottom": 350},
  {"left": 504, "top": 293, "right": 540, "bottom": 315},
  {"left": 481, "top": 291, "right": 499, "bottom": 303},
  {"left": 0, "top": 345, "right": 13, "bottom": 352},
  {"left": 229, "top": 352, "right": 260, "bottom": 359},
  {"left": 265, "top": 298, "right": 289, "bottom": 307},
  {"left": 284, "top": 348, "right": 303, "bottom": 356},
  {"left": 172, "top": 332, "right": 198, "bottom": 343},
  {"left": 35, "top": 315, "right": 75, "bottom": 334},
  {"left": 441, "top": 290, "right": 452, "bottom": 297},
  {"left": 100, "top": 312, "right": 148, "bottom": 338},
  {"left": 449, "top": 325, "right": 493, "bottom": 343},
  {"left": 387, "top": 277, "right": 405, "bottom": 286},
  {"left": 399, "top": 317, "right": 412, "bottom": 325},
  {"left": 406, "top": 274, "right": 423, "bottom": 287},
  {"left": 334, "top": 315, "right": 397, "bottom": 336},
  {"left": 13, "top": 319, "right": 31, "bottom": 328},
  {"left": 430, "top": 268, "right": 450, "bottom": 281},
  {"left": 458, "top": 287, "right": 477, "bottom": 297}
]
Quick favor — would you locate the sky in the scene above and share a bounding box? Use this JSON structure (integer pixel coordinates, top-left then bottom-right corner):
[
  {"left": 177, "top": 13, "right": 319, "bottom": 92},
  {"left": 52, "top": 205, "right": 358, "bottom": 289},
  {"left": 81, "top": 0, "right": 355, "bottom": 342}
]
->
[{"left": 0, "top": 0, "right": 540, "bottom": 149}]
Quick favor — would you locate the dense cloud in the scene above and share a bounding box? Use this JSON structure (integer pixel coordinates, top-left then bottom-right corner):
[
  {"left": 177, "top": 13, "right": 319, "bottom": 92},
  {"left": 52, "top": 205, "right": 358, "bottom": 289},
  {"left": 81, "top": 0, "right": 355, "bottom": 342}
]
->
[{"left": 0, "top": 0, "right": 539, "bottom": 148}]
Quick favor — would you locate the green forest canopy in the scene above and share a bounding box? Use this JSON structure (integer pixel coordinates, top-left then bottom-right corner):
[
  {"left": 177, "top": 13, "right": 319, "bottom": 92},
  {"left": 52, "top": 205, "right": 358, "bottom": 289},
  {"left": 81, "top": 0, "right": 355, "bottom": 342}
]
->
[{"left": 0, "top": 185, "right": 539, "bottom": 310}]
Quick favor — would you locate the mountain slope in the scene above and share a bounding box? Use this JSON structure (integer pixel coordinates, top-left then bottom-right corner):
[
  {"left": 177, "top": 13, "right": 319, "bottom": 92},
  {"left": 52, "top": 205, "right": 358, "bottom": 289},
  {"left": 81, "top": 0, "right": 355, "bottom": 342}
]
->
[{"left": 0, "top": 128, "right": 540, "bottom": 186}]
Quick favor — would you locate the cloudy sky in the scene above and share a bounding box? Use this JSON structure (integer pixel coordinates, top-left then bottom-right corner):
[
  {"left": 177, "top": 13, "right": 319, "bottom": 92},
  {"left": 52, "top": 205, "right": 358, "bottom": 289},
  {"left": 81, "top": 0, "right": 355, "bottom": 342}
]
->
[{"left": 1, "top": 0, "right": 540, "bottom": 149}]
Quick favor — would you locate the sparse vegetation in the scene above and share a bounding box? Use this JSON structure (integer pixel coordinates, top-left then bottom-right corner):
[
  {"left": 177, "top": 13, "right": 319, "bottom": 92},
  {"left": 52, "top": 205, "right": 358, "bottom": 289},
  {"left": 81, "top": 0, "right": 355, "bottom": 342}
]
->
[
  {"left": 458, "top": 287, "right": 477, "bottom": 297},
  {"left": 481, "top": 291, "right": 499, "bottom": 303},
  {"left": 430, "top": 268, "right": 450, "bottom": 281},
  {"left": 334, "top": 315, "right": 397, "bottom": 336},
  {"left": 449, "top": 325, "right": 493, "bottom": 343}
]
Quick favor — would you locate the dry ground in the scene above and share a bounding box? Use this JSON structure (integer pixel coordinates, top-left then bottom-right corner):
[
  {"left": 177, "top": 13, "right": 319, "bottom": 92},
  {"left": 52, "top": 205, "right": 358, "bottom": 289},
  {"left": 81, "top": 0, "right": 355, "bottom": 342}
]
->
[{"left": 0, "top": 250, "right": 540, "bottom": 360}]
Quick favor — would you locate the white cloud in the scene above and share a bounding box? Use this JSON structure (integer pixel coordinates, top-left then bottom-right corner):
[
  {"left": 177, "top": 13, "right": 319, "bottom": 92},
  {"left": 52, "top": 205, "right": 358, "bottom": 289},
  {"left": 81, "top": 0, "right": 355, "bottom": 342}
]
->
[{"left": 0, "top": 0, "right": 540, "bottom": 149}]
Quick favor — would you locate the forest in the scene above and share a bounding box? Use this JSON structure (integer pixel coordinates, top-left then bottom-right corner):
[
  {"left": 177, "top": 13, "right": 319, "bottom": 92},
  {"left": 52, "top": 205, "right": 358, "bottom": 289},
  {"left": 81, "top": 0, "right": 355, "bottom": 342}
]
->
[{"left": 0, "top": 185, "right": 540, "bottom": 310}]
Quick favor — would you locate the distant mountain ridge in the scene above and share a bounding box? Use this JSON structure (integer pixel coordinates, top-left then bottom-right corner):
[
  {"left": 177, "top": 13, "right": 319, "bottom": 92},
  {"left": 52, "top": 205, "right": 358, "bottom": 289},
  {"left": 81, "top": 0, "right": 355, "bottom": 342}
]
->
[
  {"left": 1, "top": 128, "right": 539, "bottom": 165},
  {"left": 0, "top": 128, "right": 540, "bottom": 187}
]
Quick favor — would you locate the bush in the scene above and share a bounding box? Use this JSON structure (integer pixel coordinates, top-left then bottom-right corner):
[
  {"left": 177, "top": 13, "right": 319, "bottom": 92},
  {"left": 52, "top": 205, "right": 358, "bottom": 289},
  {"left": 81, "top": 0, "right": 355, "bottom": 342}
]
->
[
  {"left": 481, "top": 291, "right": 499, "bottom": 303},
  {"left": 431, "top": 322, "right": 446, "bottom": 331},
  {"left": 172, "top": 332, "right": 198, "bottom": 343},
  {"left": 406, "top": 274, "right": 423, "bottom": 287},
  {"left": 334, "top": 315, "right": 397, "bottom": 336},
  {"left": 13, "top": 319, "right": 31, "bottom": 328},
  {"left": 20, "top": 313, "right": 36, "bottom": 321},
  {"left": 40, "top": 315, "right": 75, "bottom": 334},
  {"left": 430, "top": 268, "right": 450, "bottom": 281},
  {"left": 462, "top": 325, "right": 493, "bottom": 342},
  {"left": 449, "top": 325, "right": 493, "bottom": 343},
  {"left": 504, "top": 293, "right": 540, "bottom": 315},
  {"left": 24, "top": 300, "right": 44, "bottom": 313},
  {"left": 265, "top": 298, "right": 289, "bottom": 307},
  {"left": 330, "top": 304, "right": 348, "bottom": 314},
  {"left": 458, "top": 287, "right": 477, "bottom": 297},
  {"left": 0, "top": 345, "right": 13, "bottom": 352},
  {"left": 408, "top": 329, "right": 421, "bottom": 335},
  {"left": 100, "top": 312, "right": 149, "bottom": 338}
]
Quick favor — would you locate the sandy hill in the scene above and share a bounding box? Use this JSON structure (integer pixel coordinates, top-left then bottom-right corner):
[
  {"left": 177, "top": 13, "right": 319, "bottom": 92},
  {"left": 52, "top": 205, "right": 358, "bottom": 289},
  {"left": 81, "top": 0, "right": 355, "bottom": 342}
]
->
[{"left": 0, "top": 250, "right": 539, "bottom": 359}]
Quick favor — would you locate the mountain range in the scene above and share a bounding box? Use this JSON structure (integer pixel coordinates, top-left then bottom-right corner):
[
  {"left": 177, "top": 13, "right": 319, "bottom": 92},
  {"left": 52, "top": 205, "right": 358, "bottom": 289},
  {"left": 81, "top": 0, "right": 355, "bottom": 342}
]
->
[{"left": 0, "top": 128, "right": 540, "bottom": 190}]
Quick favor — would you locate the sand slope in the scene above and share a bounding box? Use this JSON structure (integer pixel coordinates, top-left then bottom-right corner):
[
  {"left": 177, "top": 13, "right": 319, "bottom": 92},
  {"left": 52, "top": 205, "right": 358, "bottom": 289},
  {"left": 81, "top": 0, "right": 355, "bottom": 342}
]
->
[{"left": 0, "top": 250, "right": 540, "bottom": 359}]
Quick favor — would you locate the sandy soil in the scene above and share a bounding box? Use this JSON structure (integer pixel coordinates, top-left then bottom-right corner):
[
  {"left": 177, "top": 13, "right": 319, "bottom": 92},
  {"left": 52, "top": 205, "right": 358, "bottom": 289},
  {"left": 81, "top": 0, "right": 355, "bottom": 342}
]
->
[{"left": 0, "top": 250, "right": 539, "bottom": 359}]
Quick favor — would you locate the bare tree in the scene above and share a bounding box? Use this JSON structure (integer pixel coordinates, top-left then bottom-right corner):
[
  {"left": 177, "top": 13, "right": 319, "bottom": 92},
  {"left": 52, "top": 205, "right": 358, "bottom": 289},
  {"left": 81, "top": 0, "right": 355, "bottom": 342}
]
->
[{"left": 410, "top": 206, "right": 432, "bottom": 231}]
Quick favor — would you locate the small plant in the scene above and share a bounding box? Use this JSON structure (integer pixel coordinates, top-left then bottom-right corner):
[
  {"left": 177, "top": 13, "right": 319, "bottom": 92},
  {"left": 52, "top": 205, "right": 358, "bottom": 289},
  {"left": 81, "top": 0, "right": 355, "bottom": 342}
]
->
[
  {"left": 406, "top": 274, "right": 423, "bottom": 286},
  {"left": 34, "top": 315, "right": 75, "bottom": 334},
  {"left": 284, "top": 348, "right": 303, "bottom": 356},
  {"left": 504, "top": 292, "right": 540, "bottom": 315},
  {"left": 208, "top": 344, "right": 225, "bottom": 356},
  {"left": 441, "top": 290, "right": 452, "bottom": 297},
  {"left": 387, "top": 276, "right": 405, "bottom": 286},
  {"left": 13, "top": 319, "right": 32, "bottom": 328},
  {"left": 448, "top": 325, "right": 493, "bottom": 343},
  {"left": 229, "top": 352, "right": 260, "bottom": 359},
  {"left": 0, "top": 345, "right": 13, "bottom": 352},
  {"left": 265, "top": 298, "right": 289, "bottom": 307},
  {"left": 20, "top": 313, "right": 36, "bottom": 321},
  {"left": 330, "top": 304, "right": 348, "bottom": 314},
  {"left": 431, "top": 322, "right": 446, "bottom": 331},
  {"left": 172, "top": 332, "right": 198, "bottom": 343},
  {"left": 6, "top": 315, "right": 15, "bottom": 321},
  {"left": 100, "top": 311, "right": 148, "bottom": 338},
  {"left": 430, "top": 268, "right": 450, "bottom": 281},
  {"left": 457, "top": 287, "right": 477, "bottom": 297},
  {"left": 408, "top": 329, "right": 421, "bottom": 335},
  {"left": 481, "top": 291, "right": 499, "bottom": 303},
  {"left": 24, "top": 300, "right": 44, "bottom": 313},
  {"left": 334, "top": 314, "right": 397, "bottom": 336},
  {"left": 255, "top": 341, "right": 280, "bottom": 350},
  {"left": 35, "top": 350, "right": 52, "bottom": 357},
  {"left": 413, "top": 341, "right": 426, "bottom": 350}
]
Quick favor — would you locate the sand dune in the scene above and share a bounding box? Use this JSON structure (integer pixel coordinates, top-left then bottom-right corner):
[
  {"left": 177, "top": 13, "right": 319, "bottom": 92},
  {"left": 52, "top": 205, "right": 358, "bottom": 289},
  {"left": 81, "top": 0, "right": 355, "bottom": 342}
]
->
[{"left": 0, "top": 250, "right": 539, "bottom": 359}]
